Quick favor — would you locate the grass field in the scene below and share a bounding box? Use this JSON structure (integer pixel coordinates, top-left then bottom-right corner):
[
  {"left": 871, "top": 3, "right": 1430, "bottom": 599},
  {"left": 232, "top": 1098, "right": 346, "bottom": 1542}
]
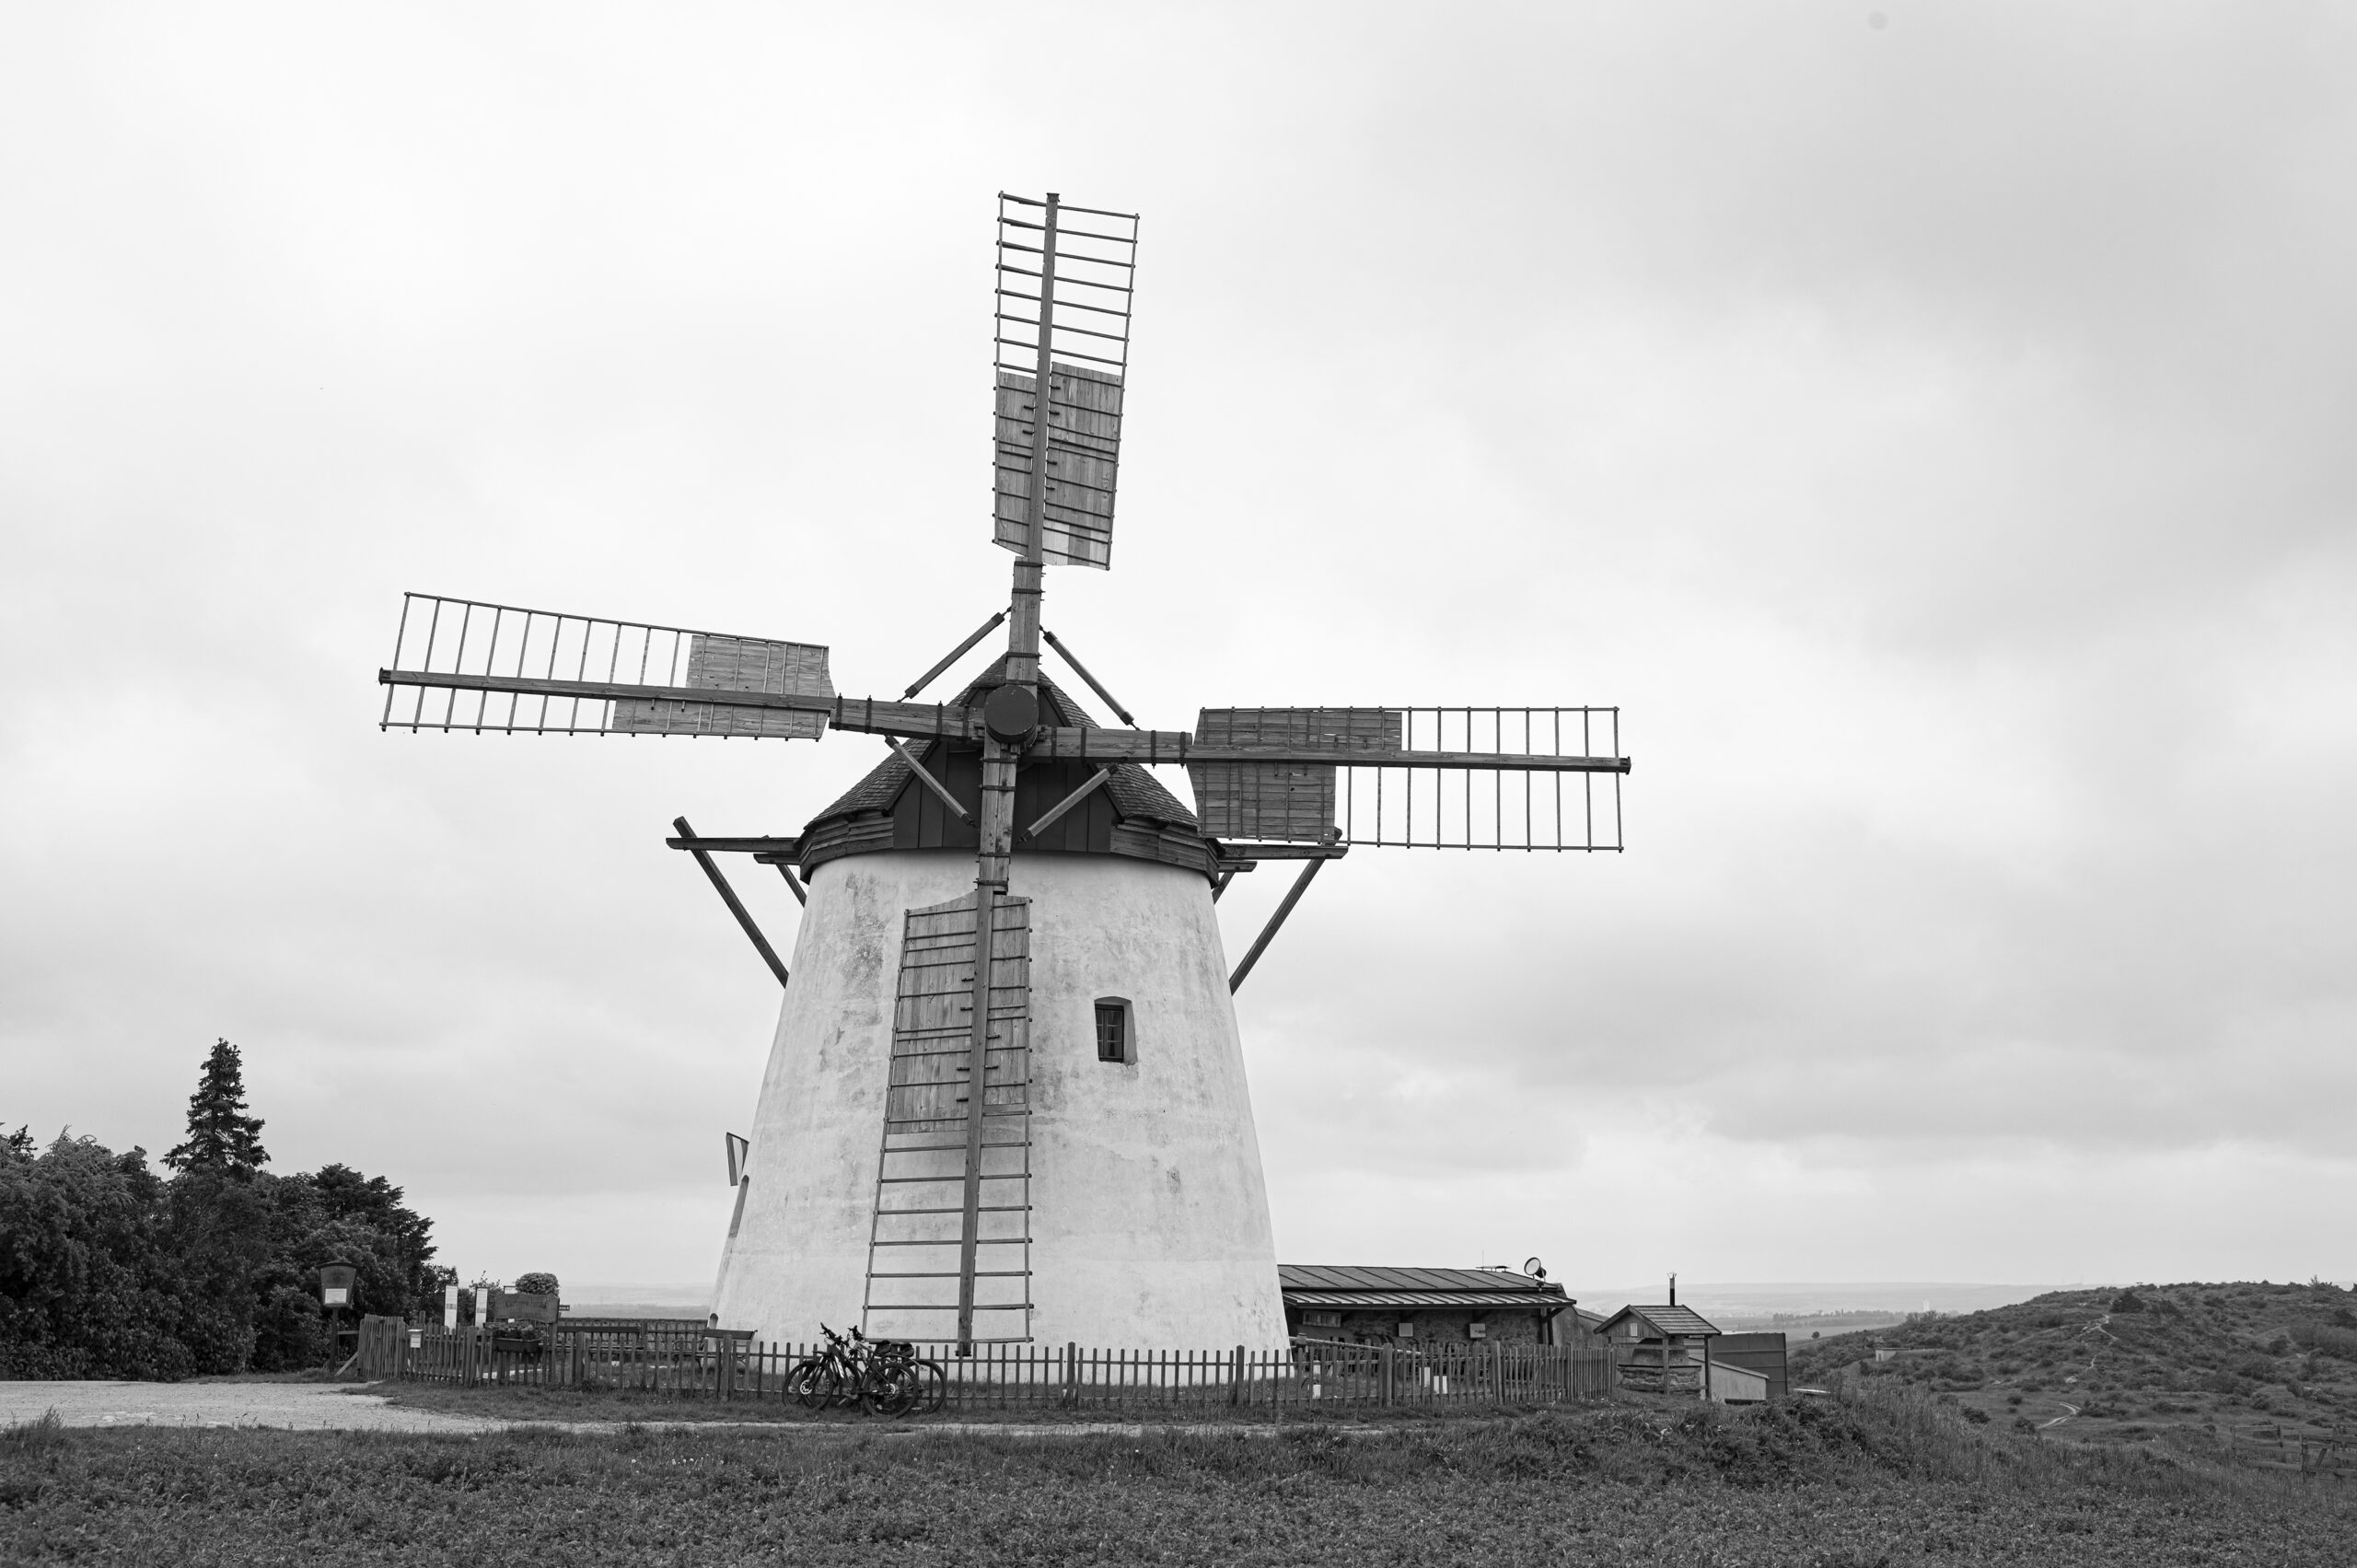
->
[
  {"left": 1791, "top": 1280, "right": 2357, "bottom": 1467},
  {"left": 6, "top": 1381, "right": 2351, "bottom": 1565}
]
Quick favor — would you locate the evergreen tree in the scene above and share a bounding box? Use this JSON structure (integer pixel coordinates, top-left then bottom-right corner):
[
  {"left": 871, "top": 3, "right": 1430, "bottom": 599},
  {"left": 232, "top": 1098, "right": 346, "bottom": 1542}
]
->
[{"left": 164, "top": 1039, "right": 268, "bottom": 1178}]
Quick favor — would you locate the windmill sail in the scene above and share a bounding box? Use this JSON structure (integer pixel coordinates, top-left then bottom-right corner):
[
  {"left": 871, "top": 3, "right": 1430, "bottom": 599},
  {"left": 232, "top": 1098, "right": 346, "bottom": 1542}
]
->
[
  {"left": 863, "top": 892, "right": 1033, "bottom": 1344},
  {"left": 992, "top": 193, "right": 1138, "bottom": 569},
  {"left": 1190, "top": 705, "right": 1625, "bottom": 852},
  {"left": 379, "top": 593, "right": 832, "bottom": 738}
]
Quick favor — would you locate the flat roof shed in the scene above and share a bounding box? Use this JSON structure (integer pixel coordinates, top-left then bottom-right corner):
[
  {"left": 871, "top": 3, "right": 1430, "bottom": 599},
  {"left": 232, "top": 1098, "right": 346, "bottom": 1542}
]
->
[{"left": 1279, "top": 1266, "right": 1579, "bottom": 1345}]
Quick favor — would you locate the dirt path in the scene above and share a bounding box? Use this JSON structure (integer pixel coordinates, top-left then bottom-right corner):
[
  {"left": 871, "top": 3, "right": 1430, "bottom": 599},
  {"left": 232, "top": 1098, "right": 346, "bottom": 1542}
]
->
[{"left": 0, "top": 1382, "right": 502, "bottom": 1434}]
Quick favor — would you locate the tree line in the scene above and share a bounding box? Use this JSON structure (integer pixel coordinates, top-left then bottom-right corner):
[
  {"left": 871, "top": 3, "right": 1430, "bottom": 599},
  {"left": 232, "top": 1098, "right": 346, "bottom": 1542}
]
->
[{"left": 1, "top": 1039, "right": 453, "bottom": 1379}]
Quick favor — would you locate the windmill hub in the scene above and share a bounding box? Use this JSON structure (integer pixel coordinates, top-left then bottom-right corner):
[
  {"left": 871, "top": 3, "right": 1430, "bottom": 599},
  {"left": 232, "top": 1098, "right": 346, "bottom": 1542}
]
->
[{"left": 982, "top": 682, "right": 1041, "bottom": 747}]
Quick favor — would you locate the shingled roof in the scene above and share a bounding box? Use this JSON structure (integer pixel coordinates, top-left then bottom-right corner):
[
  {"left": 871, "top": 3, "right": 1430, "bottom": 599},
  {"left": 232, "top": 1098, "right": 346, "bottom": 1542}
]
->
[
  {"left": 803, "top": 659, "right": 1197, "bottom": 835},
  {"left": 1596, "top": 1303, "right": 1722, "bottom": 1339}
]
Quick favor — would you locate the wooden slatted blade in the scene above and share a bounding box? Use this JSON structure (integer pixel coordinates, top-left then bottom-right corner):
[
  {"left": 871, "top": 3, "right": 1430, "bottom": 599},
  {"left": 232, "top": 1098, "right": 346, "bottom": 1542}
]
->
[
  {"left": 1189, "top": 706, "right": 1625, "bottom": 851},
  {"left": 993, "top": 192, "right": 1137, "bottom": 571},
  {"left": 1189, "top": 709, "right": 1402, "bottom": 842},
  {"left": 379, "top": 593, "right": 833, "bottom": 738},
  {"left": 864, "top": 892, "right": 1033, "bottom": 1343},
  {"left": 992, "top": 366, "right": 1123, "bottom": 568}
]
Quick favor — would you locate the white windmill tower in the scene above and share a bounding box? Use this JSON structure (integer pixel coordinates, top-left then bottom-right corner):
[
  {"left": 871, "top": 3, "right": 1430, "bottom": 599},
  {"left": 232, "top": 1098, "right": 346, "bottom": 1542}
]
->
[{"left": 378, "top": 192, "right": 1630, "bottom": 1353}]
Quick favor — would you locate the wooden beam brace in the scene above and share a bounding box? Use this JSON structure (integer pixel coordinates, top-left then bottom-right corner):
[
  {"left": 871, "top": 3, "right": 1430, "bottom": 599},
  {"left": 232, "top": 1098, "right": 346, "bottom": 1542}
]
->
[
  {"left": 381, "top": 669, "right": 1636, "bottom": 774},
  {"left": 664, "top": 834, "right": 801, "bottom": 856},
  {"left": 1041, "top": 629, "right": 1135, "bottom": 726},
  {"left": 888, "top": 738, "right": 977, "bottom": 826},
  {"left": 1211, "top": 867, "right": 1238, "bottom": 902},
  {"left": 670, "top": 816, "right": 790, "bottom": 990},
  {"left": 1227, "top": 856, "right": 1329, "bottom": 994},
  {"left": 902, "top": 609, "right": 1009, "bottom": 700},
  {"left": 1023, "top": 767, "right": 1112, "bottom": 839},
  {"left": 772, "top": 862, "right": 808, "bottom": 905},
  {"left": 1213, "top": 842, "right": 1352, "bottom": 860}
]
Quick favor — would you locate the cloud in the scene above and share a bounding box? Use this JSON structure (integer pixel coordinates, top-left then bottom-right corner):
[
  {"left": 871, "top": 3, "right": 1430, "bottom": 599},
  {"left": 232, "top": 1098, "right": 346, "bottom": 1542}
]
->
[{"left": 4, "top": 2, "right": 2352, "bottom": 1291}]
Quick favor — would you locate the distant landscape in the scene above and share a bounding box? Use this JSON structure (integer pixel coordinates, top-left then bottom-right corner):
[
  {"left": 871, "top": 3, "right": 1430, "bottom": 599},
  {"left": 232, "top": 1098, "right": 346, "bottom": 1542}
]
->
[
  {"left": 1573, "top": 1281, "right": 2058, "bottom": 1333},
  {"left": 1792, "top": 1279, "right": 2357, "bottom": 1465}
]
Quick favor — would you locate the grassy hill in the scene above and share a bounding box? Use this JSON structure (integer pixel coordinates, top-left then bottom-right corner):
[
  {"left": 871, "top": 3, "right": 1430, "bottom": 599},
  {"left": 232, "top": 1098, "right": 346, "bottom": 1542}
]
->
[{"left": 1788, "top": 1280, "right": 2357, "bottom": 1467}]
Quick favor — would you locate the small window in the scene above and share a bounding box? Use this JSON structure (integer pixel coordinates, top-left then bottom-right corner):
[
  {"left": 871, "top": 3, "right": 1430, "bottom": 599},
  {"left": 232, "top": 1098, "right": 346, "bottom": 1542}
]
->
[
  {"left": 1468, "top": 1320, "right": 1487, "bottom": 1340},
  {"left": 1397, "top": 1320, "right": 1417, "bottom": 1340},
  {"left": 1094, "top": 998, "right": 1132, "bottom": 1063}
]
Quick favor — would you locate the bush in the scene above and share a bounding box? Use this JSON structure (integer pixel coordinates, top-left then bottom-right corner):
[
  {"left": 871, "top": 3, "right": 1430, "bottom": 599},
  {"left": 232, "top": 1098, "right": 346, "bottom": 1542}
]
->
[
  {"left": 515, "top": 1272, "right": 560, "bottom": 1299},
  {"left": 2291, "top": 1321, "right": 2357, "bottom": 1359}
]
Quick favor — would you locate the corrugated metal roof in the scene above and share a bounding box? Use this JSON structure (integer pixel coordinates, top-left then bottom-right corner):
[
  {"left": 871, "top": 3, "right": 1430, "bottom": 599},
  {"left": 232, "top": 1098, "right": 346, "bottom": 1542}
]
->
[
  {"left": 1277, "top": 1265, "right": 1567, "bottom": 1297},
  {"left": 1283, "top": 1291, "right": 1570, "bottom": 1311},
  {"left": 804, "top": 661, "right": 1196, "bottom": 834},
  {"left": 1597, "top": 1303, "right": 1722, "bottom": 1338}
]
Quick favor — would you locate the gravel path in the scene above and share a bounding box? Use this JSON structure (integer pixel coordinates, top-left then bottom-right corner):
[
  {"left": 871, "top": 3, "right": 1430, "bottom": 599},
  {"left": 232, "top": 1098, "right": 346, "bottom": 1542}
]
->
[
  {"left": 0, "top": 1383, "right": 1326, "bottom": 1440},
  {"left": 1, "top": 1381, "right": 504, "bottom": 1434}
]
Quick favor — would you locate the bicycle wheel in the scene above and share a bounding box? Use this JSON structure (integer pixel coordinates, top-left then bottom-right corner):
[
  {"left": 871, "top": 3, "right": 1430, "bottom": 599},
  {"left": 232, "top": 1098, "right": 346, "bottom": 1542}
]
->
[
  {"left": 784, "top": 1357, "right": 836, "bottom": 1410},
  {"left": 865, "top": 1365, "right": 920, "bottom": 1418},
  {"left": 911, "top": 1359, "right": 948, "bottom": 1414}
]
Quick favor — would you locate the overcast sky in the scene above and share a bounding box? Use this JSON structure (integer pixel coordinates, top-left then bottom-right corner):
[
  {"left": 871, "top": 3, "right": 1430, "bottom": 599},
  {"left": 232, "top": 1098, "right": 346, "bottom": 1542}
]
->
[{"left": 5, "top": 3, "right": 2351, "bottom": 1299}]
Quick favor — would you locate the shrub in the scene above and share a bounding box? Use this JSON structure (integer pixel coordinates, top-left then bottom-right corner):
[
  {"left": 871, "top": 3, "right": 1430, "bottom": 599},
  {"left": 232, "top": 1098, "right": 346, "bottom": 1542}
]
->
[{"left": 515, "top": 1272, "right": 560, "bottom": 1299}]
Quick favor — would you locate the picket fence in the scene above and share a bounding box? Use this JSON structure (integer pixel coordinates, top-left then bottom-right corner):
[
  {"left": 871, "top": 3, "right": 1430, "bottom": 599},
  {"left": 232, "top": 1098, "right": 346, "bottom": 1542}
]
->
[{"left": 351, "top": 1316, "right": 1618, "bottom": 1413}]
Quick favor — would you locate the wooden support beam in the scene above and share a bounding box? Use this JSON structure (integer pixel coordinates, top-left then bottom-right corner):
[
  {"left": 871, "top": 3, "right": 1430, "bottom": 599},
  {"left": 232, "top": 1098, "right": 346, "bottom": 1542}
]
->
[
  {"left": 1210, "top": 867, "right": 1239, "bottom": 902},
  {"left": 670, "top": 816, "right": 790, "bottom": 990},
  {"left": 1227, "top": 856, "right": 1329, "bottom": 993},
  {"left": 1028, "top": 724, "right": 1633, "bottom": 773},
  {"left": 381, "top": 669, "right": 1636, "bottom": 774},
  {"left": 902, "top": 610, "right": 1009, "bottom": 700},
  {"left": 888, "top": 738, "right": 976, "bottom": 826},
  {"left": 1041, "top": 629, "right": 1135, "bottom": 726},
  {"left": 380, "top": 669, "right": 980, "bottom": 744},
  {"left": 1024, "top": 767, "right": 1112, "bottom": 838},
  {"left": 773, "top": 862, "right": 808, "bottom": 905},
  {"left": 1213, "top": 842, "right": 1352, "bottom": 860},
  {"left": 664, "top": 834, "right": 801, "bottom": 856}
]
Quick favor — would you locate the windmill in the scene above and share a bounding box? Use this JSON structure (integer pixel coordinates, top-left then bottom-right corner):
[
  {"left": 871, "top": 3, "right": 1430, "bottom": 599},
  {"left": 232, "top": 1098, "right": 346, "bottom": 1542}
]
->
[{"left": 377, "top": 192, "right": 1631, "bottom": 1354}]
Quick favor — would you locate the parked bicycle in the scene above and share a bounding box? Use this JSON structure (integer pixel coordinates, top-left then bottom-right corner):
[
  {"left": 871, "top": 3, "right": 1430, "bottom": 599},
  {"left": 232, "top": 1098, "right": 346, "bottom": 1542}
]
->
[{"left": 785, "top": 1324, "right": 946, "bottom": 1416}]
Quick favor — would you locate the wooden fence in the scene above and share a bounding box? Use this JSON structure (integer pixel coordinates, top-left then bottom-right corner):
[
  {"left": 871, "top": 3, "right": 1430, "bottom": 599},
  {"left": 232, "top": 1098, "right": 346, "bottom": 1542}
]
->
[
  {"left": 354, "top": 1317, "right": 1618, "bottom": 1414},
  {"left": 2230, "top": 1422, "right": 2357, "bottom": 1479}
]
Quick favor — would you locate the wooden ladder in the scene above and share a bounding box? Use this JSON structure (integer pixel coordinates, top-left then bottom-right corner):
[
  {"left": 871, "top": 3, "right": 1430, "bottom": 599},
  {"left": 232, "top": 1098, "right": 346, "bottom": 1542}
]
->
[{"left": 861, "top": 891, "right": 1034, "bottom": 1344}]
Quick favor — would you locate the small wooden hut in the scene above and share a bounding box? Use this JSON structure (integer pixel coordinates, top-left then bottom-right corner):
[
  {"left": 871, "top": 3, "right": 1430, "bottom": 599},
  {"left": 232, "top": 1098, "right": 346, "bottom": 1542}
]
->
[{"left": 1592, "top": 1302, "right": 1723, "bottom": 1398}]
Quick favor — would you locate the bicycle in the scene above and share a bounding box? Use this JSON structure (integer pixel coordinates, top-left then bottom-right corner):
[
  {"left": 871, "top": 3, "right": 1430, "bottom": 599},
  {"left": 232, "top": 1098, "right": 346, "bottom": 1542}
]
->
[
  {"left": 785, "top": 1324, "right": 862, "bottom": 1410},
  {"left": 861, "top": 1337, "right": 948, "bottom": 1416},
  {"left": 784, "top": 1325, "right": 947, "bottom": 1415}
]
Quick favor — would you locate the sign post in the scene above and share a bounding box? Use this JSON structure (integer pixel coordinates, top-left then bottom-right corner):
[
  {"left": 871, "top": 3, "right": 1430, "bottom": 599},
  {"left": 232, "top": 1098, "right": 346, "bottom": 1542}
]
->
[{"left": 319, "top": 1263, "right": 357, "bottom": 1371}]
